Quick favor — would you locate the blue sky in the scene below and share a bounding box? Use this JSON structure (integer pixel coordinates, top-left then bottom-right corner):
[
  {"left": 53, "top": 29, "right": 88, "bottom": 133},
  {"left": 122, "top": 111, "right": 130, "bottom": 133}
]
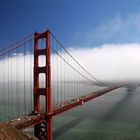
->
[{"left": 1, "top": 0, "right": 140, "bottom": 48}]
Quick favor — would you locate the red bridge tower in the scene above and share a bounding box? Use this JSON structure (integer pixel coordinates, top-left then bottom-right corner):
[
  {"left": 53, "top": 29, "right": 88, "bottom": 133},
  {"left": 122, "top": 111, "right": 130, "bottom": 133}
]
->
[{"left": 34, "top": 31, "right": 52, "bottom": 140}]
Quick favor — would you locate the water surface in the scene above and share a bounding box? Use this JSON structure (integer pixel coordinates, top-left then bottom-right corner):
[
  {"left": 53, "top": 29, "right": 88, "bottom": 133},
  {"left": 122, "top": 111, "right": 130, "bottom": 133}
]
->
[{"left": 53, "top": 87, "right": 140, "bottom": 140}]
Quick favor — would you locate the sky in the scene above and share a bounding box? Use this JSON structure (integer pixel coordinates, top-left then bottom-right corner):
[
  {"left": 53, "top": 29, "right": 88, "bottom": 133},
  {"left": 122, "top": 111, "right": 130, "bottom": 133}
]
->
[
  {"left": 1, "top": 0, "right": 140, "bottom": 82},
  {"left": 1, "top": 0, "right": 140, "bottom": 47}
]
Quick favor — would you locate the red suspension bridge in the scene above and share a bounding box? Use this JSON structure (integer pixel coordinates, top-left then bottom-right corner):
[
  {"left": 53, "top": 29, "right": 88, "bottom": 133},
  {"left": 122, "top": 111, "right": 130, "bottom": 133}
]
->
[{"left": 0, "top": 30, "right": 131, "bottom": 140}]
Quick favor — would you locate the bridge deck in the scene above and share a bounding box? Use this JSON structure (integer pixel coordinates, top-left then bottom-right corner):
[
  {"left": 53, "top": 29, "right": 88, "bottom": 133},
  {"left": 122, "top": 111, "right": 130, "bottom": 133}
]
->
[{"left": 6, "top": 86, "right": 121, "bottom": 130}]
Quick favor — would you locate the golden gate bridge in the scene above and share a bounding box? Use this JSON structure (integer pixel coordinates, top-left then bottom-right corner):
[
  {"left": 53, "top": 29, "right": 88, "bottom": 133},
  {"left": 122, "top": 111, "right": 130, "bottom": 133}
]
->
[{"left": 0, "top": 30, "right": 134, "bottom": 140}]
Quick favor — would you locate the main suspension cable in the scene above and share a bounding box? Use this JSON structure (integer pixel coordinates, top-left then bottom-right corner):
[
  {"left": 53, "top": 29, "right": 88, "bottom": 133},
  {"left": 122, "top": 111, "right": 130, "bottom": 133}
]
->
[{"left": 50, "top": 32, "right": 106, "bottom": 86}]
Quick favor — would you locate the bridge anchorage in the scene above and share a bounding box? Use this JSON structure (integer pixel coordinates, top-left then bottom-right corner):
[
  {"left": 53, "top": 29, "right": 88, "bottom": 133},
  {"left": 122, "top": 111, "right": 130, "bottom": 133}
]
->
[{"left": 0, "top": 30, "right": 125, "bottom": 140}]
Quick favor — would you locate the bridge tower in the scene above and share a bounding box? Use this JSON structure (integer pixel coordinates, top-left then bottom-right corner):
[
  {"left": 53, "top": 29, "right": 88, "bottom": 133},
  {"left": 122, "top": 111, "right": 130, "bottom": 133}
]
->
[
  {"left": 34, "top": 31, "right": 52, "bottom": 140},
  {"left": 127, "top": 84, "right": 136, "bottom": 92}
]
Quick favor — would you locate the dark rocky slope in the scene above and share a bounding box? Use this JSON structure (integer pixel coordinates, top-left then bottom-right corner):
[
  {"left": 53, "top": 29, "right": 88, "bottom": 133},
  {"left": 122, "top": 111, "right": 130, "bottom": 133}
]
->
[{"left": 0, "top": 123, "right": 38, "bottom": 140}]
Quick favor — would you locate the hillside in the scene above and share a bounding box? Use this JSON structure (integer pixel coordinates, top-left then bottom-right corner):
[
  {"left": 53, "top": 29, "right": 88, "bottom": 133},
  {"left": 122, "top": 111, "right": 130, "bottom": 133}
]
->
[{"left": 0, "top": 123, "right": 38, "bottom": 140}]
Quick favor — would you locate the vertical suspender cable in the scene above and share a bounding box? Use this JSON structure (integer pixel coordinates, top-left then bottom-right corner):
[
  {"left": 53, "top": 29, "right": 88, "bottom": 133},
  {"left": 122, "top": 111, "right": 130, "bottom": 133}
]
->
[
  {"left": 29, "top": 39, "right": 32, "bottom": 112},
  {"left": 24, "top": 42, "right": 26, "bottom": 114}
]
